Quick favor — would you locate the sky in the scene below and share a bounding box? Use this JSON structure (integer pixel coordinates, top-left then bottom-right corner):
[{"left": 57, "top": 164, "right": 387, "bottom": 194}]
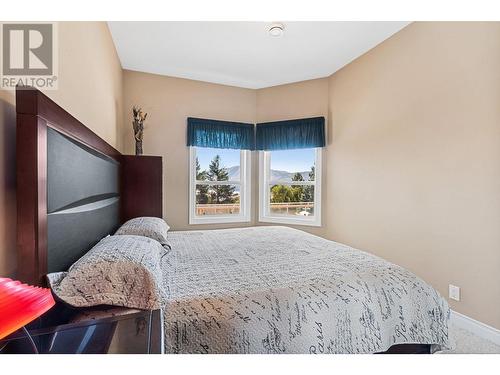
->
[
  {"left": 271, "top": 148, "right": 315, "bottom": 172},
  {"left": 196, "top": 147, "right": 315, "bottom": 172}
]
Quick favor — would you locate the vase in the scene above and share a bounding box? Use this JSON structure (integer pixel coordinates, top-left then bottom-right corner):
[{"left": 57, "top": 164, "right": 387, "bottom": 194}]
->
[{"left": 135, "top": 140, "right": 143, "bottom": 156}]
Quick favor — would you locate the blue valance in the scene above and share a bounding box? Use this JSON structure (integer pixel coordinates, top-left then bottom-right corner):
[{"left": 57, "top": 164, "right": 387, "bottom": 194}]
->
[
  {"left": 187, "top": 117, "right": 255, "bottom": 150},
  {"left": 256, "top": 117, "right": 325, "bottom": 151}
]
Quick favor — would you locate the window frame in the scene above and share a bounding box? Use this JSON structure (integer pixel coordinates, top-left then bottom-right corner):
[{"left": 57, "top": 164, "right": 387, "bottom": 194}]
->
[
  {"left": 258, "top": 148, "right": 322, "bottom": 227},
  {"left": 189, "top": 146, "right": 251, "bottom": 225}
]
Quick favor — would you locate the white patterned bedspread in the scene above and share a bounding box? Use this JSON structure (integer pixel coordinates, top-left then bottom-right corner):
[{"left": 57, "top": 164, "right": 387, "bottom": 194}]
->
[{"left": 161, "top": 226, "right": 451, "bottom": 353}]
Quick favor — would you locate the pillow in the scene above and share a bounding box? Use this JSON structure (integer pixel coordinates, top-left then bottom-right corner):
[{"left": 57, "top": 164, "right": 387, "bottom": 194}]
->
[
  {"left": 115, "top": 217, "right": 170, "bottom": 249},
  {"left": 47, "top": 235, "right": 166, "bottom": 310}
]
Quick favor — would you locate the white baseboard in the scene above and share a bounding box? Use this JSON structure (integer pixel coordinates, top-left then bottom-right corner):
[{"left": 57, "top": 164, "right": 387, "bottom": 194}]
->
[{"left": 451, "top": 310, "right": 500, "bottom": 346}]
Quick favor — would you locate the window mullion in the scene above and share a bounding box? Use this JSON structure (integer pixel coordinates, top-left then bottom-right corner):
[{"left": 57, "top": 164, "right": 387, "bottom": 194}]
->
[
  {"left": 195, "top": 181, "right": 241, "bottom": 185},
  {"left": 267, "top": 181, "right": 315, "bottom": 186}
]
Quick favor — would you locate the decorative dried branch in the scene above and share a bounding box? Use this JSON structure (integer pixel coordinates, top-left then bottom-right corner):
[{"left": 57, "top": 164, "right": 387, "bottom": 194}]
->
[{"left": 132, "top": 106, "right": 148, "bottom": 155}]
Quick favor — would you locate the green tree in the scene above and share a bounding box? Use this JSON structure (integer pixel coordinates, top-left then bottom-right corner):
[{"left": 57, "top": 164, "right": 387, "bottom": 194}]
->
[
  {"left": 270, "top": 184, "right": 293, "bottom": 203},
  {"left": 207, "top": 155, "right": 235, "bottom": 204},
  {"left": 291, "top": 172, "right": 305, "bottom": 202},
  {"left": 195, "top": 157, "right": 209, "bottom": 204},
  {"left": 292, "top": 172, "right": 304, "bottom": 182},
  {"left": 303, "top": 166, "right": 315, "bottom": 202},
  {"left": 309, "top": 166, "right": 315, "bottom": 181}
]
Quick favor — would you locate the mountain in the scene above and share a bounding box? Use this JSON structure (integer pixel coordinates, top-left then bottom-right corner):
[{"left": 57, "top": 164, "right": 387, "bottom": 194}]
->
[
  {"left": 226, "top": 166, "right": 311, "bottom": 182},
  {"left": 271, "top": 169, "right": 311, "bottom": 182},
  {"left": 199, "top": 166, "right": 312, "bottom": 196}
]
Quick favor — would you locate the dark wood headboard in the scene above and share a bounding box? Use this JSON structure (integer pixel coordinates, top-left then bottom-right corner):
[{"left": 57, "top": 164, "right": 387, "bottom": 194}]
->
[{"left": 16, "top": 87, "right": 163, "bottom": 286}]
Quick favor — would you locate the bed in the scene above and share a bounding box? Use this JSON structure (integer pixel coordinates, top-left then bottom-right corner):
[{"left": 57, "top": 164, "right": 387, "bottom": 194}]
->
[
  {"left": 161, "top": 226, "right": 450, "bottom": 353},
  {"left": 16, "top": 87, "right": 451, "bottom": 354}
]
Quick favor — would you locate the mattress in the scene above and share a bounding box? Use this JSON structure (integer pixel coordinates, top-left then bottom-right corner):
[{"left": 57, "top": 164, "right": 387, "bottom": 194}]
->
[{"left": 161, "top": 226, "right": 451, "bottom": 353}]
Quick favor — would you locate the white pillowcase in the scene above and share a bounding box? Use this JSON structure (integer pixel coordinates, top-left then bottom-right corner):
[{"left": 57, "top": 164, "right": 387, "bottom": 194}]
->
[
  {"left": 115, "top": 217, "right": 170, "bottom": 249},
  {"left": 47, "top": 235, "right": 166, "bottom": 310}
]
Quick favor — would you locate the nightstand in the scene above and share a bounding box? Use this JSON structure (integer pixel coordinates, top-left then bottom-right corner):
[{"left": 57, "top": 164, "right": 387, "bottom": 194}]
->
[{"left": 0, "top": 303, "right": 163, "bottom": 354}]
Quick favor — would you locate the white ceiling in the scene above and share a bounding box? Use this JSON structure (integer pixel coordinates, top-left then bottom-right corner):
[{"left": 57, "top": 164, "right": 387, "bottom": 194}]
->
[{"left": 108, "top": 22, "right": 410, "bottom": 89}]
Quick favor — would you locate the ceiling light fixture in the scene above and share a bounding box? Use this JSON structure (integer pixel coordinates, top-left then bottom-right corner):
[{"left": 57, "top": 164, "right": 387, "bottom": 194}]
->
[{"left": 269, "top": 23, "right": 284, "bottom": 37}]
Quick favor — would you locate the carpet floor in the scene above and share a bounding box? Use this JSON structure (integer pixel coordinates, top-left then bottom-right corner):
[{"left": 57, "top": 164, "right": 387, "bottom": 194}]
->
[{"left": 438, "top": 324, "right": 500, "bottom": 354}]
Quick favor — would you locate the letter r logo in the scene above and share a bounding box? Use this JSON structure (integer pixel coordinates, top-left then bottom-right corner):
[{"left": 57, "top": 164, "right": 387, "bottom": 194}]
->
[{"left": 2, "top": 24, "right": 53, "bottom": 75}]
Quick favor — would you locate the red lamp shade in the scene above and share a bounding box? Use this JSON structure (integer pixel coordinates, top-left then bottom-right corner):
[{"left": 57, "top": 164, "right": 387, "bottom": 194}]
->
[{"left": 0, "top": 277, "right": 55, "bottom": 339}]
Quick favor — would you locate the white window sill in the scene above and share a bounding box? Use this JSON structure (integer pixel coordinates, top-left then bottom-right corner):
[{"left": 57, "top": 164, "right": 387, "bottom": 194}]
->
[{"left": 258, "top": 215, "right": 321, "bottom": 227}]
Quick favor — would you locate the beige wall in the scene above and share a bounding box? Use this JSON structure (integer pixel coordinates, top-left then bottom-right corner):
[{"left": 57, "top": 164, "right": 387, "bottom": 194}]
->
[
  {"left": 0, "top": 21, "right": 123, "bottom": 277},
  {"left": 122, "top": 70, "right": 257, "bottom": 230},
  {"left": 256, "top": 78, "right": 329, "bottom": 237},
  {"left": 327, "top": 22, "right": 500, "bottom": 328},
  {"left": 48, "top": 22, "right": 124, "bottom": 150}
]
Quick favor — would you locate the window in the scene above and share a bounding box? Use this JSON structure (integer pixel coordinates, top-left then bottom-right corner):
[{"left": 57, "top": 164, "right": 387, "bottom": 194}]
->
[
  {"left": 259, "top": 148, "right": 321, "bottom": 226},
  {"left": 189, "top": 147, "right": 251, "bottom": 224}
]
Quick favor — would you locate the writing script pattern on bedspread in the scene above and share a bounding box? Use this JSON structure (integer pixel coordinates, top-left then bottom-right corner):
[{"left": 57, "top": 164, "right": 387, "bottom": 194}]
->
[{"left": 162, "top": 226, "right": 450, "bottom": 353}]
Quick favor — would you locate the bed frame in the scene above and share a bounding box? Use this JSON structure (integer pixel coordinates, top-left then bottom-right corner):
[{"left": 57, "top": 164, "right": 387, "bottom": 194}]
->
[
  {"left": 14, "top": 86, "right": 430, "bottom": 354},
  {"left": 16, "top": 86, "right": 162, "bottom": 286}
]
